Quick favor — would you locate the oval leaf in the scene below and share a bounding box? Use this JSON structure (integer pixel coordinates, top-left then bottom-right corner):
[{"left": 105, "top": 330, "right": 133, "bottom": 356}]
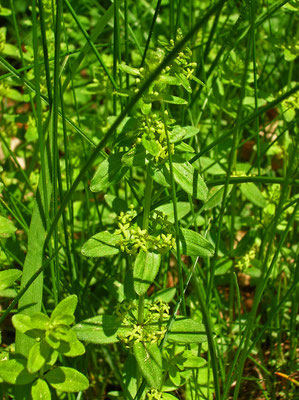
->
[
  {"left": 240, "top": 182, "right": 267, "bottom": 208},
  {"left": 202, "top": 185, "right": 232, "bottom": 211},
  {"left": 168, "top": 318, "right": 207, "bottom": 343},
  {"left": 51, "top": 295, "right": 77, "bottom": 323},
  {"left": 133, "top": 251, "right": 161, "bottom": 296},
  {"left": 0, "top": 216, "right": 16, "bottom": 238},
  {"left": 179, "top": 228, "right": 214, "bottom": 257},
  {"left": 156, "top": 202, "right": 191, "bottom": 223},
  {"left": 81, "top": 231, "right": 121, "bottom": 258},
  {"left": 31, "top": 378, "right": 51, "bottom": 400},
  {"left": 0, "top": 269, "right": 22, "bottom": 291},
  {"left": 12, "top": 314, "right": 34, "bottom": 334},
  {"left": 90, "top": 153, "right": 129, "bottom": 192},
  {"left": 169, "top": 126, "right": 199, "bottom": 143},
  {"left": 45, "top": 366, "right": 89, "bottom": 392},
  {"left": 171, "top": 155, "right": 208, "bottom": 200},
  {"left": 133, "top": 342, "right": 162, "bottom": 389},
  {"left": 27, "top": 341, "right": 51, "bottom": 373},
  {"left": 0, "top": 358, "right": 37, "bottom": 385},
  {"left": 74, "top": 315, "right": 130, "bottom": 344}
]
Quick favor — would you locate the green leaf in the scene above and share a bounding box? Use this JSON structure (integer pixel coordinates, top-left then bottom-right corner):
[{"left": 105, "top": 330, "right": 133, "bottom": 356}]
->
[
  {"left": 141, "top": 136, "right": 160, "bottom": 157},
  {"left": 104, "top": 194, "right": 128, "bottom": 213},
  {"left": 159, "top": 75, "right": 181, "bottom": 85},
  {"left": 168, "top": 318, "right": 208, "bottom": 343},
  {"left": 151, "top": 287, "right": 176, "bottom": 303},
  {"left": 12, "top": 313, "right": 50, "bottom": 338},
  {"left": 59, "top": 333, "right": 85, "bottom": 357},
  {"left": 27, "top": 341, "right": 52, "bottom": 373},
  {"left": 140, "top": 100, "right": 152, "bottom": 115},
  {"left": 0, "top": 269, "right": 21, "bottom": 291},
  {"left": 133, "top": 251, "right": 161, "bottom": 296},
  {"left": 31, "top": 378, "right": 51, "bottom": 400},
  {"left": 51, "top": 295, "right": 77, "bottom": 324},
  {"left": 30, "top": 313, "right": 51, "bottom": 330},
  {"left": 0, "top": 288, "right": 17, "bottom": 298},
  {"left": 168, "top": 364, "right": 181, "bottom": 386},
  {"left": 175, "top": 141, "right": 194, "bottom": 153},
  {"left": 47, "top": 350, "right": 59, "bottom": 366},
  {"left": 45, "top": 330, "right": 61, "bottom": 350},
  {"left": 0, "top": 358, "right": 36, "bottom": 385},
  {"left": 162, "top": 393, "right": 178, "bottom": 400},
  {"left": 74, "top": 315, "right": 130, "bottom": 344},
  {"left": 45, "top": 367, "right": 89, "bottom": 393},
  {"left": 0, "top": 7, "right": 12, "bottom": 16},
  {"left": 150, "top": 164, "right": 171, "bottom": 188},
  {"left": 123, "top": 355, "right": 138, "bottom": 398},
  {"left": 181, "top": 351, "right": 207, "bottom": 368},
  {"left": 47, "top": 325, "right": 70, "bottom": 343},
  {"left": 240, "top": 182, "right": 267, "bottom": 208},
  {"left": 156, "top": 202, "right": 191, "bottom": 223},
  {"left": 51, "top": 315, "right": 74, "bottom": 326},
  {"left": 171, "top": 155, "right": 208, "bottom": 200},
  {"left": 199, "top": 157, "right": 225, "bottom": 175},
  {"left": 13, "top": 313, "right": 50, "bottom": 339},
  {"left": 118, "top": 64, "right": 140, "bottom": 76},
  {"left": 90, "top": 153, "right": 129, "bottom": 192},
  {"left": 81, "top": 231, "right": 121, "bottom": 258},
  {"left": 215, "top": 260, "right": 233, "bottom": 276},
  {"left": 114, "top": 88, "right": 135, "bottom": 97},
  {"left": 0, "top": 215, "right": 16, "bottom": 238},
  {"left": 202, "top": 186, "right": 232, "bottom": 210},
  {"left": 12, "top": 314, "right": 33, "bottom": 334},
  {"left": 176, "top": 72, "right": 192, "bottom": 93},
  {"left": 121, "top": 146, "right": 147, "bottom": 167},
  {"left": 133, "top": 342, "right": 162, "bottom": 389},
  {"left": 148, "top": 94, "right": 188, "bottom": 105},
  {"left": 179, "top": 228, "right": 214, "bottom": 257},
  {"left": 169, "top": 126, "right": 199, "bottom": 143}
]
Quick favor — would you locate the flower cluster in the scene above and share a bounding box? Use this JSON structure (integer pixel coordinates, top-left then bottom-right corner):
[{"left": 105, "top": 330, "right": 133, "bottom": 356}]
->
[
  {"left": 115, "top": 299, "right": 170, "bottom": 347},
  {"left": 115, "top": 208, "right": 176, "bottom": 255},
  {"left": 136, "top": 114, "right": 174, "bottom": 162},
  {"left": 236, "top": 248, "right": 256, "bottom": 271},
  {"left": 146, "top": 389, "right": 164, "bottom": 400},
  {"left": 166, "top": 37, "right": 197, "bottom": 82},
  {"left": 267, "top": 184, "right": 281, "bottom": 204}
]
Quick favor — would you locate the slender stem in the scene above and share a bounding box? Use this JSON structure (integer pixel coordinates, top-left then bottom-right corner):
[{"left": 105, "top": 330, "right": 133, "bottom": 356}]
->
[
  {"left": 142, "top": 166, "right": 153, "bottom": 231},
  {"left": 162, "top": 107, "right": 186, "bottom": 314},
  {"left": 137, "top": 166, "right": 153, "bottom": 326}
]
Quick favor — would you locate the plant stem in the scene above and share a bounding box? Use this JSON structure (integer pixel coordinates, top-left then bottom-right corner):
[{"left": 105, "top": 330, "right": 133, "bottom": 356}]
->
[
  {"left": 137, "top": 166, "right": 153, "bottom": 326},
  {"left": 142, "top": 166, "right": 153, "bottom": 231}
]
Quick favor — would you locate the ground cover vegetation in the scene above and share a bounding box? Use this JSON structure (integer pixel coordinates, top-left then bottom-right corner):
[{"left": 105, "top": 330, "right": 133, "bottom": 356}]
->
[{"left": 0, "top": 0, "right": 298, "bottom": 399}]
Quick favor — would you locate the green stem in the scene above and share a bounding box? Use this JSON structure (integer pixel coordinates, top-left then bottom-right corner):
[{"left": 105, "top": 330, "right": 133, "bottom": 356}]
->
[
  {"left": 137, "top": 166, "right": 153, "bottom": 326},
  {"left": 162, "top": 107, "right": 186, "bottom": 314},
  {"left": 142, "top": 166, "right": 153, "bottom": 231}
]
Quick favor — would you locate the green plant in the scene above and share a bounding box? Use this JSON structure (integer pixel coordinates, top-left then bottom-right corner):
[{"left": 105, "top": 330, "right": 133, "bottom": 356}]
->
[{"left": 0, "top": 295, "right": 88, "bottom": 399}]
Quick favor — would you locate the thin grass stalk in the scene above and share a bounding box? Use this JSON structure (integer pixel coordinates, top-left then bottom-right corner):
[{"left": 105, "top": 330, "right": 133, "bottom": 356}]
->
[
  {"left": 192, "top": 269, "right": 221, "bottom": 400},
  {"left": 62, "top": 3, "right": 115, "bottom": 92},
  {"left": 64, "top": 0, "right": 117, "bottom": 89},
  {"left": 140, "top": 0, "right": 162, "bottom": 68}
]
